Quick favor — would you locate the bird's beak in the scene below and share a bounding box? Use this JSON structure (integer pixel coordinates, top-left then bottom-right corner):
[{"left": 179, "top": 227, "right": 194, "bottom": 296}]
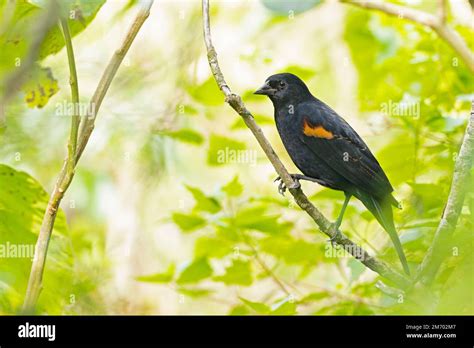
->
[{"left": 254, "top": 82, "right": 276, "bottom": 96}]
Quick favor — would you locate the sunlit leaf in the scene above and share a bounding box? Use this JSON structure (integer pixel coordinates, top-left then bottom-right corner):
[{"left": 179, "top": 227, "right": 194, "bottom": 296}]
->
[
  {"left": 187, "top": 77, "right": 223, "bottom": 106},
  {"left": 271, "top": 297, "right": 297, "bottom": 315},
  {"left": 135, "top": 264, "right": 175, "bottom": 283},
  {"left": 0, "top": 164, "right": 71, "bottom": 313},
  {"left": 176, "top": 258, "right": 213, "bottom": 285},
  {"left": 177, "top": 287, "right": 214, "bottom": 298},
  {"left": 172, "top": 213, "right": 206, "bottom": 232},
  {"left": 185, "top": 185, "right": 221, "bottom": 213},
  {"left": 213, "top": 260, "right": 253, "bottom": 286},
  {"left": 222, "top": 175, "right": 243, "bottom": 197},
  {"left": 158, "top": 129, "right": 204, "bottom": 145},
  {"left": 239, "top": 297, "right": 270, "bottom": 314},
  {"left": 195, "top": 237, "right": 233, "bottom": 259}
]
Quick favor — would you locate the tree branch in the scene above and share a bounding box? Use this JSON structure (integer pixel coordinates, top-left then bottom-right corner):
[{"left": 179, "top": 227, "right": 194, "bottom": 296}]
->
[
  {"left": 59, "top": 16, "right": 80, "bottom": 173},
  {"left": 22, "top": 0, "right": 154, "bottom": 313},
  {"left": 76, "top": 0, "right": 153, "bottom": 161},
  {"left": 341, "top": 0, "right": 474, "bottom": 73},
  {"left": 417, "top": 101, "right": 474, "bottom": 285},
  {"left": 201, "top": 0, "right": 411, "bottom": 289}
]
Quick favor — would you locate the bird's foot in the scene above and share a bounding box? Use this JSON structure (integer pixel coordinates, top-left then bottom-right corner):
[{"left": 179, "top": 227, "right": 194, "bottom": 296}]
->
[
  {"left": 328, "top": 224, "right": 343, "bottom": 247},
  {"left": 274, "top": 174, "right": 302, "bottom": 196}
]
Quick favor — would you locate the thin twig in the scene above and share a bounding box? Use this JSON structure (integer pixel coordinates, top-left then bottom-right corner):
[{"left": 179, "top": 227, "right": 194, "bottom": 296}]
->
[
  {"left": 22, "top": 0, "right": 154, "bottom": 313},
  {"left": 201, "top": 0, "right": 411, "bottom": 289},
  {"left": 245, "top": 238, "right": 291, "bottom": 296},
  {"left": 76, "top": 0, "right": 153, "bottom": 160},
  {"left": 438, "top": 0, "right": 448, "bottom": 24},
  {"left": 341, "top": 0, "right": 474, "bottom": 73},
  {"left": 416, "top": 101, "right": 474, "bottom": 285},
  {"left": 59, "top": 17, "right": 80, "bottom": 172}
]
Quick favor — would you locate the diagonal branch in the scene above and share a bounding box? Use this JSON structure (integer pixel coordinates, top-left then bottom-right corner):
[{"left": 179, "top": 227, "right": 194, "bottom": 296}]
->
[
  {"left": 76, "top": 0, "right": 153, "bottom": 161},
  {"left": 417, "top": 101, "right": 474, "bottom": 285},
  {"left": 341, "top": 0, "right": 474, "bottom": 73},
  {"left": 202, "top": 0, "right": 411, "bottom": 289},
  {"left": 22, "top": 0, "right": 154, "bottom": 313}
]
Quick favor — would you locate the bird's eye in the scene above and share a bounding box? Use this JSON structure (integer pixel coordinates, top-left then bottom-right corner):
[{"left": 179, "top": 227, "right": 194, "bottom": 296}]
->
[{"left": 279, "top": 81, "right": 286, "bottom": 88}]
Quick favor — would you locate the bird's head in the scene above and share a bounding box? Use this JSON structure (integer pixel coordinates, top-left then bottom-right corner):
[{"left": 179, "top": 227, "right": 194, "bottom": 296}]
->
[{"left": 254, "top": 73, "right": 312, "bottom": 106}]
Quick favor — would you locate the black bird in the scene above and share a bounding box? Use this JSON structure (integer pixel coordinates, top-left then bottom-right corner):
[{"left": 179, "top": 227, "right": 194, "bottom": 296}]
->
[{"left": 255, "top": 73, "right": 410, "bottom": 275}]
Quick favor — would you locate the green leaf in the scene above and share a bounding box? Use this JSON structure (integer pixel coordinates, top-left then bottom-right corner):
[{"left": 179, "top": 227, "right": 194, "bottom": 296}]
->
[
  {"left": 298, "top": 292, "right": 328, "bottom": 304},
  {"left": 185, "top": 185, "right": 221, "bottom": 213},
  {"left": 260, "top": 236, "right": 321, "bottom": 264},
  {"left": 187, "top": 77, "right": 223, "bottom": 106},
  {"left": 195, "top": 237, "right": 233, "bottom": 259},
  {"left": 157, "top": 128, "right": 204, "bottom": 145},
  {"left": 0, "top": 164, "right": 71, "bottom": 313},
  {"left": 222, "top": 176, "right": 243, "bottom": 197},
  {"left": 207, "top": 134, "right": 246, "bottom": 166},
  {"left": 176, "top": 258, "right": 213, "bottom": 285},
  {"left": 233, "top": 205, "right": 292, "bottom": 234},
  {"left": 21, "top": 65, "right": 59, "bottom": 108},
  {"left": 37, "top": 0, "right": 106, "bottom": 59},
  {"left": 177, "top": 287, "right": 213, "bottom": 298},
  {"left": 213, "top": 260, "right": 253, "bottom": 286},
  {"left": 239, "top": 297, "right": 270, "bottom": 314},
  {"left": 172, "top": 213, "right": 206, "bottom": 232},
  {"left": 0, "top": 0, "right": 104, "bottom": 108},
  {"left": 135, "top": 264, "right": 175, "bottom": 283},
  {"left": 271, "top": 297, "right": 297, "bottom": 315},
  {"left": 229, "top": 305, "right": 250, "bottom": 315}
]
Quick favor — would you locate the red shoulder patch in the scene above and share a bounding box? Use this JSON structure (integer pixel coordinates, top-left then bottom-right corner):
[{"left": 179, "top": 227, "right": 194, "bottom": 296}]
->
[{"left": 302, "top": 118, "right": 334, "bottom": 139}]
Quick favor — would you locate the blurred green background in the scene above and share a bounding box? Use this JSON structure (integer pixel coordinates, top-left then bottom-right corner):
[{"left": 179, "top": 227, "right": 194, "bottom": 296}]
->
[{"left": 0, "top": 0, "right": 472, "bottom": 315}]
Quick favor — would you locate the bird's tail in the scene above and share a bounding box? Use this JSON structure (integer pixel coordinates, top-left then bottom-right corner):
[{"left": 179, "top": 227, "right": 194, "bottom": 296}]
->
[{"left": 356, "top": 190, "right": 410, "bottom": 275}]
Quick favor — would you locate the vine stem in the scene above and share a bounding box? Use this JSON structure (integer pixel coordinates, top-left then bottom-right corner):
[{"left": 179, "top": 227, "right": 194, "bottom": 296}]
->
[
  {"left": 202, "top": 0, "right": 411, "bottom": 289},
  {"left": 22, "top": 0, "right": 154, "bottom": 313}
]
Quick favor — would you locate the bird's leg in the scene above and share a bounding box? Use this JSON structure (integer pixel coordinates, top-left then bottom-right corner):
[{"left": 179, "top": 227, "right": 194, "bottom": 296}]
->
[
  {"left": 274, "top": 174, "right": 319, "bottom": 195},
  {"left": 329, "top": 193, "right": 351, "bottom": 245}
]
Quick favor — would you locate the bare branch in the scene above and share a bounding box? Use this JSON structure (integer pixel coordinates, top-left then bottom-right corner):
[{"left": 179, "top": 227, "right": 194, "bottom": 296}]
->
[
  {"left": 342, "top": 0, "right": 474, "bottom": 73},
  {"left": 202, "top": 0, "right": 411, "bottom": 289},
  {"left": 22, "top": 0, "right": 154, "bottom": 313},
  {"left": 76, "top": 0, "right": 153, "bottom": 161},
  {"left": 438, "top": 0, "right": 448, "bottom": 24},
  {"left": 417, "top": 101, "right": 474, "bottom": 284}
]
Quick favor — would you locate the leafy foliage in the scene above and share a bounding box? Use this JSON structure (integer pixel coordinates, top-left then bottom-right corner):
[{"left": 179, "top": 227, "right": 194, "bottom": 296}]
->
[
  {"left": 0, "top": 0, "right": 104, "bottom": 108},
  {"left": 0, "top": 164, "right": 72, "bottom": 313}
]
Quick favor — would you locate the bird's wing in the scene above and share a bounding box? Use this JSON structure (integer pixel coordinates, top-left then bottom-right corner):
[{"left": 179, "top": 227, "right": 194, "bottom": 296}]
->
[{"left": 297, "top": 100, "right": 394, "bottom": 198}]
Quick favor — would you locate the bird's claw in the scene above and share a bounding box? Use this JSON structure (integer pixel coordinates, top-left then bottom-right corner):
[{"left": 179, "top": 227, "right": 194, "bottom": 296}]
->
[
  {"left": 328, "top": 224, "right": 342, "bottom": 248},
  {"left": 274, "top": 175, "right": 301, "bottom": 196}
]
